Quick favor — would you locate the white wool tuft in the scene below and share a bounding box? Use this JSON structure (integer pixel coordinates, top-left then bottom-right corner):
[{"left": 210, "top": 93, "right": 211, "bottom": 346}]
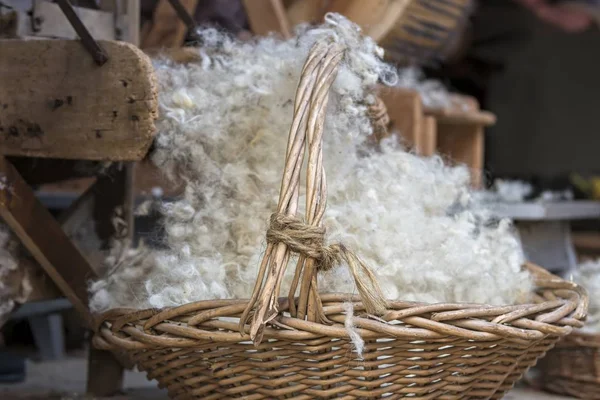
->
[
  {"left": 0, "top": 223, "right": 21, "bottom": 324},
  {"left": 343, "top": 302, "right": 364, "bottom": 358},
  {"left": 89, "top": 15, "right": 532, "bottom": 313},
  {"left": 572, "top": 260, "right": 600, "bottom": 333}
]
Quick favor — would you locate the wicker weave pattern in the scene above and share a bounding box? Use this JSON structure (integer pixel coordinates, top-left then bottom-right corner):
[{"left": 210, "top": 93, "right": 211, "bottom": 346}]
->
[
  {"left": 539, "top": 331, "right": 600, "bottom": 399},
  {"left": 94, "top": 263, "right": 585, "bottom": 399},
  {"left": 94, "top": 39, "right": 588, "bottom": 399}
]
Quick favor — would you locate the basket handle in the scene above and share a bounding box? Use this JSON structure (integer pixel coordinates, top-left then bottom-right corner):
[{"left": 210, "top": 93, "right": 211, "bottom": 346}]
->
[{"left": 239, "top": 40, "right": 387, "bottom": 344}]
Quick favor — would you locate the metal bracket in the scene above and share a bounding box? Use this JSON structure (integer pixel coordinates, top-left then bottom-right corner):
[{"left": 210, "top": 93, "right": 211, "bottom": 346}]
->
[{"left": 55, "top": 0, "right": 108, "bottom": 66}]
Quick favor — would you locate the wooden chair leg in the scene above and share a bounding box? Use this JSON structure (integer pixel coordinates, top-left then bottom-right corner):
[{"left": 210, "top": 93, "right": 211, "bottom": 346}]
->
[{"left": 87, "top": 346, "right": 125, "bottom": 397}]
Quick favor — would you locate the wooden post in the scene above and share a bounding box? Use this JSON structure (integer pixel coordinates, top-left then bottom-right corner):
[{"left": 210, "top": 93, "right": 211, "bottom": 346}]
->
[
  {"left": 418, "top": 116, "right": 437, "bottom": 157},
  {"left": 82, "top": 163, "right": 135, "bottom": 397},
  {"left": 378, "top": 87, "right": 423, "bottom": 150}
]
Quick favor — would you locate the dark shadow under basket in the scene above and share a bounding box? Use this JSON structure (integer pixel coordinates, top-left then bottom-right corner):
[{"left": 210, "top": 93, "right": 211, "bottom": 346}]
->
[
  {"left": 538, "top": 330, "right": 600, "bottom": 399},
  {"left": 93, "top": 40, "right": 588, "bottom": 399}
]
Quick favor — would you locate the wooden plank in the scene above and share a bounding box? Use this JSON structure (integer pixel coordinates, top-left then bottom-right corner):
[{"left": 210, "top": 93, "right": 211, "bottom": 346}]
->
[
  {"left": 0, "top": 40, "right": 158, "bottom": 161},
  {"left": 417, "top": 115, "right": 436, "bottom": 156},
  {"left": 436, "top": 123, "right": 484, "bottom": 187},
  {"left": 424, "top": 107, "right": 496, "bottom": 126},
  {"left": 0, "top": 157, "right": 94, "bottom": 326},
  {"left": 31, "top": 0, "right": 115, "bottom": 40},
  {"left": 141, "top": 0, "right": 198, "bottom": 48},
  {"left": 378, "top": 87, "right": 423, "bottom": 150},
  {"left": 243, "top": 0, "right": 291, "bottom": 37}
]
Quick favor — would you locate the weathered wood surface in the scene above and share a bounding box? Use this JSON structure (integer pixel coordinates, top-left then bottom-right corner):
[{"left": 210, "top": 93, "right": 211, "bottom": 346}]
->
[
  {"left": 0, "top": 157, "right": 95, "bottom": 326},
  {"left": 0, "top": 40, "right": 158, "bottom": 161}
]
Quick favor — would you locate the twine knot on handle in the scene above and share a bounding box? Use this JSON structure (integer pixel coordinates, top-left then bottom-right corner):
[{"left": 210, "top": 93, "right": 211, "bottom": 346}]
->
[
  {"left": 267, "top": 213, "right": 387, "bottom": 315},
  {"left": 239, "top": 40, "right": 387, "bottom": 345}
]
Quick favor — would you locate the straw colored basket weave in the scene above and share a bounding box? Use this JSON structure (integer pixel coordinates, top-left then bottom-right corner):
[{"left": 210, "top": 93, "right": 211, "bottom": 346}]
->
[
  {"left": 538, "top": 330, "right": 600, "bottom": 399},
  {"left": 93, "top": 40, "right": 588, "bottom": 399}
]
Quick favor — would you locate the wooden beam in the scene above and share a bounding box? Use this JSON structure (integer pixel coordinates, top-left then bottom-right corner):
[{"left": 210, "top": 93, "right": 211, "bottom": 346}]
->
[
  {"left": 424, "top": 107, "right": 496, "bottom": 126},
  {"left": 0, "top": 40, "right": 158, "bottom": 161},
  {"left": 141, "top": 0, "right": 198, "bottom": 48},
  {"left": 0, "top": 157, "right": 94, "bottom": 326}
]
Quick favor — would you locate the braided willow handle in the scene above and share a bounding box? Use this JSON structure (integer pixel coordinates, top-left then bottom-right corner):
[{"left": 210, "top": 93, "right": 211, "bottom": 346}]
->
[{"left": 239, "top": 41, "right": 387, "bottom": 344}]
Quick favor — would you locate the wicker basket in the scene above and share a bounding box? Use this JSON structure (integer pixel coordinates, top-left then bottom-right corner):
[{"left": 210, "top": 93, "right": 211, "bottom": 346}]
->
[
  {"left": 538, "top": 330, "right": 600, "bottom": 399},
  {"left": 93, "top": 40, "right": 588, "bottom": 399}
]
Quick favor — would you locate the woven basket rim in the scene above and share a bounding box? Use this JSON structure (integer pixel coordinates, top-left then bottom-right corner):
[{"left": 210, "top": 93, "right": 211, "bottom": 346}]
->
[{"left": 93, "top": 262, "right": 588, "bottom": 351}]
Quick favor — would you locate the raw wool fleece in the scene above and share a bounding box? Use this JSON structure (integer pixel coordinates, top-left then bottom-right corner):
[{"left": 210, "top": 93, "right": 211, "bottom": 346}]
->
[
  {"left": 572, "top": 260, "right": 600, "bottom": 333},
  {"left": 89, "top": 14, "right": 532, "bottom": 313},
  {"left": 0, "top": 223, "right": 25, "bottom": 325}
]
